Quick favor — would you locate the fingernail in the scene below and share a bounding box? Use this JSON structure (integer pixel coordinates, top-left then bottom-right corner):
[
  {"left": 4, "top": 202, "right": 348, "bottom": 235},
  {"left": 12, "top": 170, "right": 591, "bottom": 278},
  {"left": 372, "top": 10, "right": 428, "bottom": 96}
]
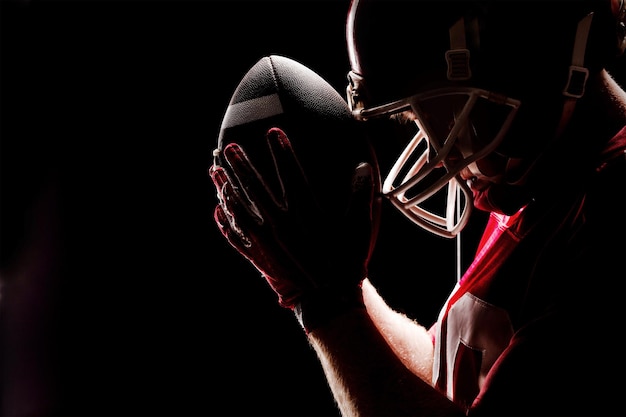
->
[
  {"left": 224, "top": 143, "right": 242, "bottom": 160},
  {"left": 210, "top": 167, "right": 227, "bottom": 187},
  {"left": 267, "top": 127, "right": 288, "bottom": 148},
  {"left": 353, "top": 162, "right": 373, "bottom": 189}
]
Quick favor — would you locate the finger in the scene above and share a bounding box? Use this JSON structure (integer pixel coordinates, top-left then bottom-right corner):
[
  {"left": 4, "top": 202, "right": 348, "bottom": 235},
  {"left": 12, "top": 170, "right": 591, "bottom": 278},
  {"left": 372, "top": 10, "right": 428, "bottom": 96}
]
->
[
  {"left": 211, "top": 163, "right": 264, "bottom": 226},
  {"left": 210, "top": 165, "right": 238, "bottom": 213},
  {"left": 223, "top": 143, "right": 281, "bottom": 218},
  {"left": 213, "top": 202, "right": 233, "bottom": 239},
  {"left": 210, "top": 165, "right": 227, "bottom": 202},
  {"left": 351, "top": 162, "right": 376, "bottom": 211},
  {"left": 266, "top": 127, "right": 308, "bottom": 192},
  {"left": 208, "top": 164, "right": 217, "bottom": 178},
  {"left": 265, "top": 127, "right": 318, "bottom": 211},
  {"left": 214, "top": 204, "right": 252, "bottom": 253},
  {"left": 344, "top": 162, "right": 376, "bottom": 242}
]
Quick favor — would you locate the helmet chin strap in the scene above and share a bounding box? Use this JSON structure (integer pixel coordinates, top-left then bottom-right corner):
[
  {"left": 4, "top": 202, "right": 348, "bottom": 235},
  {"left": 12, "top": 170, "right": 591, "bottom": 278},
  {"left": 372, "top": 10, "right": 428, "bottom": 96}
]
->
[
  {"left": 557, "top": 12, "right": 594, "bottom": 137},
  {"left": 498, "top": 12, "right": 594, "bottom": 193}
]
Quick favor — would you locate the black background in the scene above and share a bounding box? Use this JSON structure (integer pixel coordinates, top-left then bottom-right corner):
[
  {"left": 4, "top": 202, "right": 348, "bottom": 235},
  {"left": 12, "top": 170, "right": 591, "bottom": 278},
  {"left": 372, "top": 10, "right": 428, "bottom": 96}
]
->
[{"left": 1, "top": 1, "right": 624, "bottom": 416}]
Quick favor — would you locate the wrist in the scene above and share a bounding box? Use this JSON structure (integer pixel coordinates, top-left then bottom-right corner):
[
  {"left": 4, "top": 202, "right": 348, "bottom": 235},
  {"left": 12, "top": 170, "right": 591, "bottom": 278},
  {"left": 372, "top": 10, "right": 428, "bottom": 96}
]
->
[{"left": 294, "top": 285, "right": 365, "bottom": 334}]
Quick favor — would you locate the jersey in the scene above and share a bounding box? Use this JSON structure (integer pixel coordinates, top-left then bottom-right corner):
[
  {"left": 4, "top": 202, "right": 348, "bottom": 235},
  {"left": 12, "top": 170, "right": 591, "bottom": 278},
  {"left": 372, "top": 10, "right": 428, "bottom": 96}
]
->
[{"left": 431, "top": 125, "right": 626, "bottom": 415}]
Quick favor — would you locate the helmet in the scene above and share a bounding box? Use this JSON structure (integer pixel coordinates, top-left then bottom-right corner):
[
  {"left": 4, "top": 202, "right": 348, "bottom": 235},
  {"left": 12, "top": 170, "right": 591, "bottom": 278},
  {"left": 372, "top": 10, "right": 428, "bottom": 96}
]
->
[{"left": 346, "top": 0, "right": 622, "bottom": 237}]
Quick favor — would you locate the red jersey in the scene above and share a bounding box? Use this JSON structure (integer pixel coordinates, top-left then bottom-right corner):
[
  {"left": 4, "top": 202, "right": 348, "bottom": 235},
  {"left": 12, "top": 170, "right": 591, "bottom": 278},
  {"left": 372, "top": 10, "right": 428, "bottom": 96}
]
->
[{"left": 431, "top": 126, "right": 626, "bottom": 415}]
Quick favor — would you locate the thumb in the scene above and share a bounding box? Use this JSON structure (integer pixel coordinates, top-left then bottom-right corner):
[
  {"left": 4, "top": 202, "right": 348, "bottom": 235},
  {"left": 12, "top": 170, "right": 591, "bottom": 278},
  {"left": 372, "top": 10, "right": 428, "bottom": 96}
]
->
[
  {"left": 334, "top": 161, "right": 378, "bottom": 283},
  {"left": 344, "top": 162, "right": 377, "bottom": 248},
  {"left": 347, "top": 162, "right": 375, "bottom": 218}
]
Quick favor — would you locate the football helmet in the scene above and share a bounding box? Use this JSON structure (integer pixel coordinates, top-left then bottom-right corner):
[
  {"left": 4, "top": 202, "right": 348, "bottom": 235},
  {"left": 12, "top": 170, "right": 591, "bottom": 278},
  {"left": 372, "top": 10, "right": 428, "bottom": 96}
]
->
[{"left": 346, "top": 0, "right": 618, "bottom": 237}]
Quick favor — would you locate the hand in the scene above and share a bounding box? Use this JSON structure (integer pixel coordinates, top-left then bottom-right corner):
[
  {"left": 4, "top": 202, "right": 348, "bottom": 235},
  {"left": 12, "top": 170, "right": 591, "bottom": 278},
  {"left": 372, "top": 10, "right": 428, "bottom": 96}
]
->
[{"left": 210, "top": 127, "right": 379, "bottom": 311}]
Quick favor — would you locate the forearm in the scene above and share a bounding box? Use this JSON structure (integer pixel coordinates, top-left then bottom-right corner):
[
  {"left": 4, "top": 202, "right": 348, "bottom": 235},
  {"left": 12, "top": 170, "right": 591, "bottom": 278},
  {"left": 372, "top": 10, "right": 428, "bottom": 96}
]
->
[
  {"left": 361, "top": 278, "right": 435, "bottom": 382},
  {"left": 305, "top": 281, "right": 465, "bottom": 417}
]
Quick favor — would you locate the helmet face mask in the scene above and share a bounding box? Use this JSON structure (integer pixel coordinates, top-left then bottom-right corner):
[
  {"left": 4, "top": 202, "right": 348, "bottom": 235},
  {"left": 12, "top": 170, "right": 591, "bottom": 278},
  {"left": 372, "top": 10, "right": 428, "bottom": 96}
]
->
[{"left": 349, "top": 72, "right": 520, "bottom": 237}]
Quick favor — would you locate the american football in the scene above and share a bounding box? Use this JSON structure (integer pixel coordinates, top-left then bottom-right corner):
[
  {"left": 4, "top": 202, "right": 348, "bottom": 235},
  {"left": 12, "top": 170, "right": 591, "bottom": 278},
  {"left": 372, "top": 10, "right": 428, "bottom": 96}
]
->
[{"left": 213, "top": 54, "right": 379, "bottom": 211}]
